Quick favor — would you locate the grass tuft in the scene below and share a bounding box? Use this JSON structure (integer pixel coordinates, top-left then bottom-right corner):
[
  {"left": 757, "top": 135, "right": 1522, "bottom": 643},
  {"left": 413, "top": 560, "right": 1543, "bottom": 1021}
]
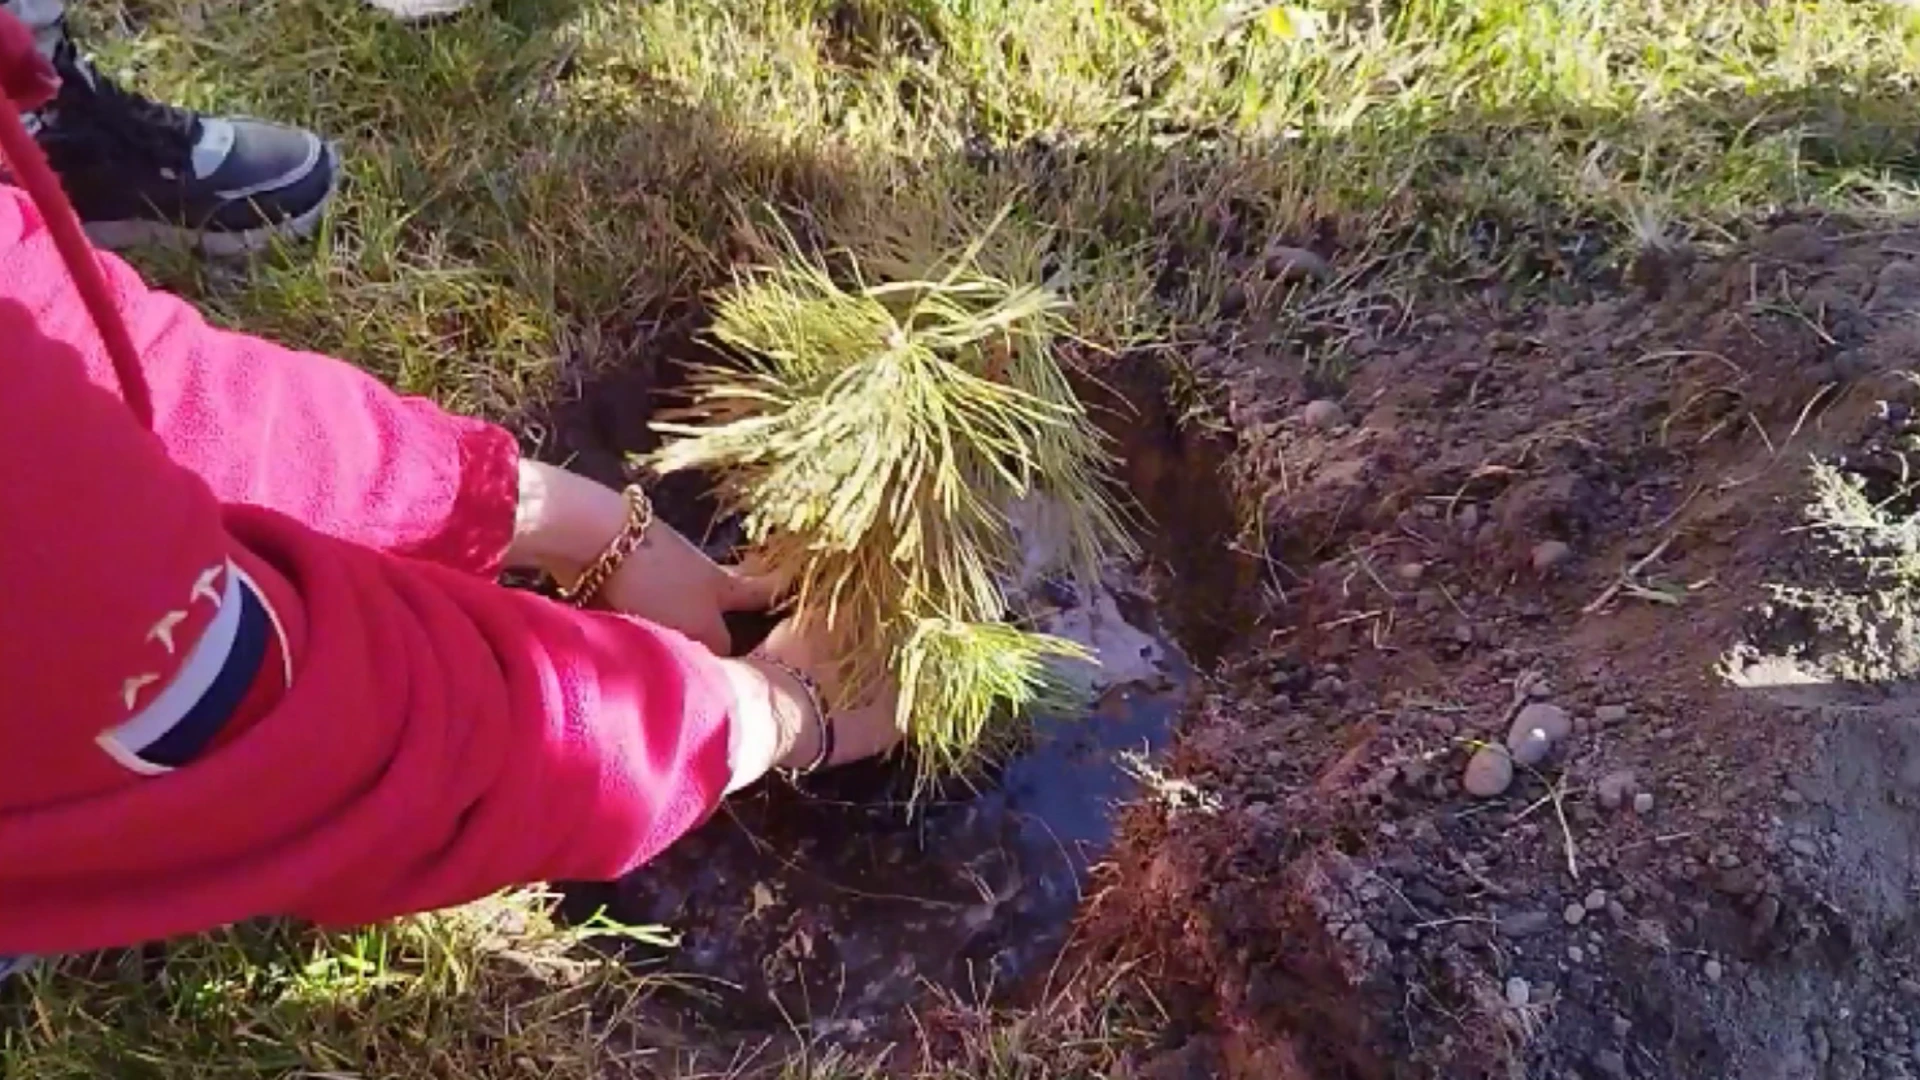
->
[{"left": 1, "top": 893, "right": 673, "bottom": 1080}]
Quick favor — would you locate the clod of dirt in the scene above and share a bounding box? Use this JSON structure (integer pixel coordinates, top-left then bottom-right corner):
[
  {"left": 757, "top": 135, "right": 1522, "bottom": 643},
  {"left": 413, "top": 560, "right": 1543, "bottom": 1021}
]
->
[
  {"left": 1597, "top": 769, "right": 1639, "bottom": 810},
  {"left": 1301, "top": 399, "right": 1346, "bottom": 430},
  {"left": 1134, "top": 1037, "right": 1223, "bottom": 1080},
  {"left": 1507, "top": 702, "right": 1572, "bottom": 765},
  {"left": 1218, "top": 282, "right": 1248, "bottom": 316},
  {"left": 1595, "top": 704, "right": 1630, "bottom": 725},
  {"left": 1262, "top": 242, "right": 1333, "bottom": 284},
  {"left": 1531, "top": 539, "right": 1574, "bottom": 574},
  {"left": 1868, "top": 260, "right": 1920, "bottom": 316},
  {"left": 1633, "top": 791, "right": 1655, "bottom": 814},
  {"left": 1500, "top": 910, "right": 1553, "bottom": 938},
  {"left": 1464, "top": 746, "right": 1515, "bottom": 796}
]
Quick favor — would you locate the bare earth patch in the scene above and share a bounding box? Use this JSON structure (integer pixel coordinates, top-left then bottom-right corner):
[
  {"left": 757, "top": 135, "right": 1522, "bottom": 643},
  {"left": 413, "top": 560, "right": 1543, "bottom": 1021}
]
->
[{"left": 1058, "top": 218, "right": 1920, "bottom": 1079}]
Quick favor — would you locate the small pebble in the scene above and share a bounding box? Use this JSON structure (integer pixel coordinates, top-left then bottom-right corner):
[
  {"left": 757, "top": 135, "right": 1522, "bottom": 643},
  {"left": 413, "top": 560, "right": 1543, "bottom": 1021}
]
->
[
  {"left": 1585, "top": 889, "right": 1608, "bottom": 911},
  {"left": 1612, "top": 1015, "right": 1633, "bottom": 1038},
  {"left": 1899, "top": 977, "right": 1920, "bottom": 997},
  {"left": 1596, "top": 704, "right": 1630, "bottom": 724},
  {"left": 1704, "top": 958, "right": 1724, "bottom": 983},
  {"left": 1564, "top": 902, "right": 1588, "bottom": 926},
  {"left": 1395, "top": 561, "right": 1426, "bottom": 584},
  {"left": 1464, "top": 747, "right": 1515, "bottom": 797},
  {"left": 1790, "top": 837, "right": 1819, "bottom": 858},
  {"left": 1509, "top": 727, "right": 1554, "bottom": 767},
  {"left": 1781, "top": 788, "right": 1805, "bottom": 806},
  {"left": 1568, "top": 945, "right": 1585, "bottom": 963},
  {"left": 1593, "top": 1049, "right": 1629, "bottom": 1079},
  {"left": 1505, "top": 976, "right": 1531, "bottom": 1008},
  {"left": 1302, "top": 399, "right": 1345, "bottom": 430},
  {"left": 1531, "top": 540, "right": 1573, "bottom": 573},
  {"left": 1507, "top": 703, "right": 1572, "bottom": 766},
  {"left": 1607, "top": 900, "right": 1628, "bottom": 922},
  {"left": 1633, "top": 791, "right": 1655, "bottom": 814}
]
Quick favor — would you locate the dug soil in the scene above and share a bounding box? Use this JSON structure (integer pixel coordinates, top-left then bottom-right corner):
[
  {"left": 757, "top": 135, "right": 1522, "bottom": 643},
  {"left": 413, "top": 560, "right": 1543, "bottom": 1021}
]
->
[
  {"left": 1083, "top": 219, "right": 1920, "bottom": 1080},
  {"left": 556, "top": 218, "right": 1920, "bottom": 1078}
]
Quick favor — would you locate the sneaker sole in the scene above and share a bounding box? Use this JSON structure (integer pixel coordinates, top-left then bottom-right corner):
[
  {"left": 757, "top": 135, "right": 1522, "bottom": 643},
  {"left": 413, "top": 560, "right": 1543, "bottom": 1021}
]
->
[
  {"left": 364, "top": 0, "right": 476, "bottom": 20},
  {"left": 82, "top": 160, "right": 339, "bottom": 260}
]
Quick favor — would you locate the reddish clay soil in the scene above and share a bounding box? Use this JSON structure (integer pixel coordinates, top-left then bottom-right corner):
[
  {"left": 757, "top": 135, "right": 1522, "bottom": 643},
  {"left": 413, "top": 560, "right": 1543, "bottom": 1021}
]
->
[{"left": 1081, "top": 219, "right": 1920, "bottom": 1079}]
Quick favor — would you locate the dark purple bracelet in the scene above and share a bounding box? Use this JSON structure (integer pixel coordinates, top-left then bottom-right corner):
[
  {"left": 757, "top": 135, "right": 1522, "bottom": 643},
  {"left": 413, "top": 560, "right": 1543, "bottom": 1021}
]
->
[{"left": 751, "top": 651, "right": 835, "bottom": 775}]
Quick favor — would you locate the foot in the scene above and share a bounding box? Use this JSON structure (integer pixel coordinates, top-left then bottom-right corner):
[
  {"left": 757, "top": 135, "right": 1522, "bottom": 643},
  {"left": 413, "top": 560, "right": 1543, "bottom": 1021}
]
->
[
  {"left": 29, "top": 32, "right": 337, "bottom": 256},
  {"left": 363, "top": 0, "right": 477, "bottom": 21}
]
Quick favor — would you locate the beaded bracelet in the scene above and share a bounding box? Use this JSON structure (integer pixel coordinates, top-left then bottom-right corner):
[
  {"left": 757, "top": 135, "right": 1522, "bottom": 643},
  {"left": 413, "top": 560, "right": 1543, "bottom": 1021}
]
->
[{"left": 751, "top": 650, "right": 836, "bottom": 775}]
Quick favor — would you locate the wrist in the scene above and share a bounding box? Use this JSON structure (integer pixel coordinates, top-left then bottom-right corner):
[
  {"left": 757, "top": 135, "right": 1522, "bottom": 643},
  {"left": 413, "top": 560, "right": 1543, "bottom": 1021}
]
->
[
  {"left": 718, "top": 658, "right": 818, "bottom": 793},
  {"left": 507, "top": 461, "right": 627, "bottom": 575}
]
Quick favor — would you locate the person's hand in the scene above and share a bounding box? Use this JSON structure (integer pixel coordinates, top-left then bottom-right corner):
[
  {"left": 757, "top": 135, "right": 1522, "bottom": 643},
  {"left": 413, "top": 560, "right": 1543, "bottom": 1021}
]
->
[
  {"left": 711, "top": 616, "right": 905, "bottom": 792},
  {"left": 507, "top": 461, "right": 774, "bottom": 653},
  {"left": 594, "top": 519, "right": 776, "bottom": 654},
  {"left": 753, "top": 616, "right": 905, "bottom": 769}
]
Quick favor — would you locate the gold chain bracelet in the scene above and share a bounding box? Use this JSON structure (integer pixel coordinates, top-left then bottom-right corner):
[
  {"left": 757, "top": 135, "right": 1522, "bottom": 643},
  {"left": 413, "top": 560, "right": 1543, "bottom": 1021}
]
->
[{"left": 556, "top": 484, "right": 655, "bottom": 607}]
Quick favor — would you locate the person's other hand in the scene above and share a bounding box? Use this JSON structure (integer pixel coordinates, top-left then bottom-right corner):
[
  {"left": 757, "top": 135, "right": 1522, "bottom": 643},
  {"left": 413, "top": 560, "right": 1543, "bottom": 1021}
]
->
[{"left": 753, "top": 616, "right": 905, "bottom": 769}]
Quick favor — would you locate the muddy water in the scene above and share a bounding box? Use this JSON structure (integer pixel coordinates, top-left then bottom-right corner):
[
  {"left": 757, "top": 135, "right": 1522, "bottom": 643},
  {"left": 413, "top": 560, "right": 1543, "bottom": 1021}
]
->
[{"left": 566, "top": 603, "right": 1189, "bottom": 1031}]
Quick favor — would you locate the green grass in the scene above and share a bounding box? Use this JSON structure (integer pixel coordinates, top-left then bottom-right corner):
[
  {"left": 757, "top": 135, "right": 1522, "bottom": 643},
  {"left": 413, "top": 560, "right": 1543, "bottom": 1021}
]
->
[
  {"left": 1, "top": 893, "right": 679, "bottom": 1079},
  {"left": 14, "top": 0, "right": 1920, "bottom": 1075}
]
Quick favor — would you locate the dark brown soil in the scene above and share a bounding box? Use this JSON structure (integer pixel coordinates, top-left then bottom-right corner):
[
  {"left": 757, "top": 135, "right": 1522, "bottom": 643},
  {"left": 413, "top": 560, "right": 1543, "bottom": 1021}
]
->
[
  {"left": 1081, "top": 218, "right": 1920, "bottom": 1079},
  {"left": 548, "top": 220, "right": 1920, "bottom": 1078}
]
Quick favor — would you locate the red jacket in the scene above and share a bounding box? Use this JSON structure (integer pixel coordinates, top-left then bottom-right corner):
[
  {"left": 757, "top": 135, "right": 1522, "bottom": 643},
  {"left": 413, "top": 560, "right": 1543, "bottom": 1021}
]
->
[{"left": 0, "top": 181, "right": 735, "bottom": 955}]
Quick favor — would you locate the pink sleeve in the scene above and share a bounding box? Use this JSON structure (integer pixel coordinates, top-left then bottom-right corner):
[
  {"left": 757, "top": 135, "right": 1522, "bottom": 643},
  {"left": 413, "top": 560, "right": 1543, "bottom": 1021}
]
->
[
  {"left": 0, "top": 187, "right": 520, "bottom": 575},
  {"left": 0, "top": 201, "right": 734, "bottom": 956}
]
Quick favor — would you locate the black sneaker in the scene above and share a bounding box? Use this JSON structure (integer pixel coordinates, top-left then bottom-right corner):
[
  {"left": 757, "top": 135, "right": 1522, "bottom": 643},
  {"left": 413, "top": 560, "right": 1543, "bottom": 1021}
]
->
[{"left": 29, "top": 34, "right": 337, "bottom": 257}]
